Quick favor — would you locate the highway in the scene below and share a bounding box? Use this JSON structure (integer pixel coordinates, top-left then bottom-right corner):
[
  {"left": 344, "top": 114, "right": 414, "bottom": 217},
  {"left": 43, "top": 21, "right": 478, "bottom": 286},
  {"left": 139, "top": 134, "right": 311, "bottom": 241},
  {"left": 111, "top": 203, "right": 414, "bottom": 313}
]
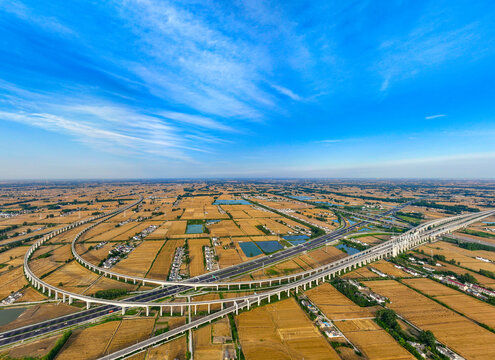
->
[{"left": 0, "top": 200, "right": 412, "bottom": 346}]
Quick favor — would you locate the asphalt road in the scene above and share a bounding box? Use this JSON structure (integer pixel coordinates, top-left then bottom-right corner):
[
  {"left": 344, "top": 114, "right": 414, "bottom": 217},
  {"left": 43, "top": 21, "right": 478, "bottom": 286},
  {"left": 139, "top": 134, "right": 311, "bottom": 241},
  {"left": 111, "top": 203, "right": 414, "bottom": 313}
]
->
[{"left": 0, "top": 201, "right": 412, "bottom": 346}]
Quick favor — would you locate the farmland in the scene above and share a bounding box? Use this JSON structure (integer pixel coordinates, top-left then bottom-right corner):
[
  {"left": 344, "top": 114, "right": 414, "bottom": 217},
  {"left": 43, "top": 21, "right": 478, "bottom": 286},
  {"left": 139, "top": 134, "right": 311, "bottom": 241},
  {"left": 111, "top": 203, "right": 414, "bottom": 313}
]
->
[
  {"left": 1, "top": 180, "right": 495, "bottom": 359},
  {"left": 236, "top": 297, "right": 340, "bottom": 360},
  {"left": 367, "top": 280, "right": 495, "bottom": 360}
]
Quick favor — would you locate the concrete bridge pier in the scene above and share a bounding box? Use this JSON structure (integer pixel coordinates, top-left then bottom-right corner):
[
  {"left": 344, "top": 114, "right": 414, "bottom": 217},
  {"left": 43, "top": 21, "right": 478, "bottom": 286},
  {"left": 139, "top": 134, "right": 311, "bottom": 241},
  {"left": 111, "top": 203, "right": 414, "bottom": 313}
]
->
[
  {"left": 68, "top": 296, "right": 73, "bottom": 305},
  {"left": 122, "top": 307, "right": 126, "bottom": 315},
  {"left": 86, "top": 302, "right": 90, "bottom": 310},
  {"left": 208, "top": 304, "right": 211, "bottom": 314},
  {"left": 145, "top": 306, "right": 149, "bottom": 316}
]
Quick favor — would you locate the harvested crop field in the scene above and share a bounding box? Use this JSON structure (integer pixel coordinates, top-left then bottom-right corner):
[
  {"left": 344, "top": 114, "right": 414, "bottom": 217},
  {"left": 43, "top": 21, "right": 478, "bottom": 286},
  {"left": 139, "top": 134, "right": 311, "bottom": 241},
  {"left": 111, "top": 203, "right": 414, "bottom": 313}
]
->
[
  {"left": 57, "top": 320, "right": 121, "bottom": 360},
  {"left": 403, "top": 278, "right": 495, "bottom": 329},
  {"left": 146, "top": 336, "right": 186, "bottom": 360},
  {"left": 166, "top": 221, "right": 187, "bottom": 237},
  {"left": 369, "top": 260, "right": 408, "bottom": 277},
  {"left": 366, "top": 280, "right": 495, "bottom": 360},
  {"left": 147, "top": 239, "right": 184, "bottom": 279},
  {"left": 105, "top": 318, "right": 155, "bottom": 354},
  {"left": 188, "top": 238, "right": 211, "bottom": 277},
  {"left": 44, "top": 261, "right": 100, "bottom": 293},
  {"left": 0, "top": 266, "right": 28, "bottom": 298},
  {"left": 3, "top": 334, "right": 61, "bottom": 359},
  {"left": 112, "top": 240, "right": 165, "bottom": 277},
  {"left": 343, "top": 266, "right": 378, "bottom": 279},
  {"left": 217, "top": 246, "right": 243, "bottom": 268},
  {"left": 85, "top": 275, "right": 137, "bottom": 294},
  {"left": 305, "top": 282, "right": 373, "bottom": 320},
  {"left": 236, "top": 297, "right": 340, "bottom": 360},
  {"left": 193, "top": 324, "right": 223, "bottom": 360},
  {"left": 334, "top": 319, "right": 414, "bottom": 360},
  {"left": 209, "top": 220, "right": 244, "bottom": 237},
  {"left": 418, "top": 241, "right": 495, "bottom": 273}
]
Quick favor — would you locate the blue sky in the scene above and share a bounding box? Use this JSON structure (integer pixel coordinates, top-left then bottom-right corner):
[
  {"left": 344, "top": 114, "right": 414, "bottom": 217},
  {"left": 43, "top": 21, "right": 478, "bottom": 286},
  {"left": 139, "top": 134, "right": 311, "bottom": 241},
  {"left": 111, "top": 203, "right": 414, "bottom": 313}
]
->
[{"left": 1, "top": 0, "right": 495, "bottom": 179}]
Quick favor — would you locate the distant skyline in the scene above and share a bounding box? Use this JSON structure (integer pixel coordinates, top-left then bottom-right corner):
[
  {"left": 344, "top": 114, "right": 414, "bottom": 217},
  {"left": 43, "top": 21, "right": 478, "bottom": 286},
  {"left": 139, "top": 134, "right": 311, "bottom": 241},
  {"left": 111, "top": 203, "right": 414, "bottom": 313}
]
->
[{"left": 1, "top": 1, "right": 495, "bottom": 179}]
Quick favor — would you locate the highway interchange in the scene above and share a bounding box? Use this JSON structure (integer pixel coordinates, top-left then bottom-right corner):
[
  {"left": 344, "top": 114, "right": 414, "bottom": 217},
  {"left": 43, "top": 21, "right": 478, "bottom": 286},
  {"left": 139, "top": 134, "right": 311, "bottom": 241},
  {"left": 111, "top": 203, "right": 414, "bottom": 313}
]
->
[{"left": 0, "top": 199, "right": 413, "bottom": 347}]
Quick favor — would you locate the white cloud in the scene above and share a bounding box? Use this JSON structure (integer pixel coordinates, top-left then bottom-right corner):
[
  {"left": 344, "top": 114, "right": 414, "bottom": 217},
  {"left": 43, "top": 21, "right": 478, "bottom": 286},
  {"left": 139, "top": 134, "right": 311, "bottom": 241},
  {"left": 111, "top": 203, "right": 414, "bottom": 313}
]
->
[
  {"left": 425, "top": 114, "right": 446, "bottom": 120},
  {"left": 271, "top": 84, "right": 302, "bottom": 101}
]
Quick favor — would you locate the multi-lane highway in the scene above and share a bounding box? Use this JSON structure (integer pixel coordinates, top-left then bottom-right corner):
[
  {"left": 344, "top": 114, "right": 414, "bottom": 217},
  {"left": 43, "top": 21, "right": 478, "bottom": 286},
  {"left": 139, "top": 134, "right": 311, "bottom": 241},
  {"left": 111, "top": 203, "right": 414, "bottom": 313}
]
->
[{"left": 0, "top": 200, "right": 413, "bottom": 347}]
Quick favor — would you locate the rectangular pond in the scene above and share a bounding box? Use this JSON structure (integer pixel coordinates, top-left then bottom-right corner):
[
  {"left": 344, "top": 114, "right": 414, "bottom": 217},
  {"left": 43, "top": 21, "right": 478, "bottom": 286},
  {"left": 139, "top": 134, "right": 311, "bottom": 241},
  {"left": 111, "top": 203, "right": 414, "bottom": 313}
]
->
[
  {"left": 206, "top": 219, "right": 221, "bottom": 225},
  {"left": 239, "top": 242, "right": 262, "bottom": 257},
  {"left": 256, "top": 240, "right": 283, "bottom": 253},
  {"left": 185, "top": 224, "right": 204, "bottom": 234},
  {"left": 0, "top": 307, "right": 26, "bottom": 326},
  {"left": 289, "top": 195, "right": 313, "bottom": 200},
  {"left": 336, "top": 243, "right": 361, "bottom": 255},
  {"left": 213, "top": 199, "right": 250, "bottom": 205}
]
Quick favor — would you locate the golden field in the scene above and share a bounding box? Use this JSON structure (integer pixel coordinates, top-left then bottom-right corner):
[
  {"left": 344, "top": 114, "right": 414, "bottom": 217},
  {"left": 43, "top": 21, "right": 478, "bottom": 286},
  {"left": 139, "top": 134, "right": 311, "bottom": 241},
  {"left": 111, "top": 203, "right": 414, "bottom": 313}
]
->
[{"left": 367, "top": 280, "right": 495, "bottom": 360}]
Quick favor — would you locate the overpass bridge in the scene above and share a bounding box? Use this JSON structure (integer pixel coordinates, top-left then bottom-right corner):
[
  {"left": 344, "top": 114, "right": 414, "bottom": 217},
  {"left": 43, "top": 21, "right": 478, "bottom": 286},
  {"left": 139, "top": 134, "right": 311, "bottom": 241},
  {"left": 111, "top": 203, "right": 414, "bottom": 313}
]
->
[{"left": 97, "top": 208, "right": 495, "bottom": 360}]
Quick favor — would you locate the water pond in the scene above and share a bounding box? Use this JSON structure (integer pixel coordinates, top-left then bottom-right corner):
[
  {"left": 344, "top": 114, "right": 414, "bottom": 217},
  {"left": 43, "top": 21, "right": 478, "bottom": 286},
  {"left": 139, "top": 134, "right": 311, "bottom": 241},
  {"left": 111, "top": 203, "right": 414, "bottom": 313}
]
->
[
  {"left": 256, "top": 240, "right": 283, "bottom": 253},
  {"left": 185, "top": 224, "right": 204, "bottom": 234},
  {"left": 213, "top": 199, "right": 250, "bottom": 205},
  {"left": 0, "top": 307, "right": 26, "bottom": 326},
  {"left": 336, "top": 243, "right": 361, "bottom": 255},
  {"left": 289, "top": 196, "right": 313, "bottom": 200},
  {"left": 239, "top": 242, "right": 262, "bottom": 257}
]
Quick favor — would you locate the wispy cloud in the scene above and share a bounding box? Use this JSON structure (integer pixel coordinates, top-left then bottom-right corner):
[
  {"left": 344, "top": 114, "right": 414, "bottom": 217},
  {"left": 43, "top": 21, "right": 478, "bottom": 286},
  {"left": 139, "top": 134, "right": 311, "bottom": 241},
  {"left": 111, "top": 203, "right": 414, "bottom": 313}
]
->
[
  {"left": 376, "top": 19, "right": 482, "bottom": 91},
  {"left": 425, "top": 114, "right": 446, "bottom": 120},
  {"left": 271, "top": 84, "right": 302, "bottom": 101}
]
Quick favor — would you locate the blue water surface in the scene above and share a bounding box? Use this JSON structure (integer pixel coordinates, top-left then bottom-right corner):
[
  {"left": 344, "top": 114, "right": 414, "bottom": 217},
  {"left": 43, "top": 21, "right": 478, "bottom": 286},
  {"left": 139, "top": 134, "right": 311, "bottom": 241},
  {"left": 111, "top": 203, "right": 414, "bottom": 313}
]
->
[
  {"left": 289, "top": 195, "right": 313, "bottom": 200},
  {"left": 256, "top": 241, "right": 283, "bottom": 253},
  {"left": 186, "top": 224, "right": 204, "bottom": 234},
  {"left": 336, "top": 243, "right": 361, "bottom": 255},
  {"left": 213, "top": 199, "right": 250, "bottom": 205},
  {"left": 239, "top": 242, "right": 262, "bottom": 257}
]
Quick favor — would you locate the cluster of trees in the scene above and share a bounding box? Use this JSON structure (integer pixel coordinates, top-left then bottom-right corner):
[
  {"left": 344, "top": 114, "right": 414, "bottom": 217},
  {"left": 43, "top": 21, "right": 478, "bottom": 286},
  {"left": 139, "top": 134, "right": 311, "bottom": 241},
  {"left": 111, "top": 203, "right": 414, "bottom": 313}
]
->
[
  {"left": 255, "top": 224, "right": 271, "bottom": 235},
  {"left": 414, "top": 200, "right": 479, "bottom": 214},
  {"left": 376, "top": 309, "right": 445, "bottom": 359},
  {"left": 94, "top": 288, "right": 128, "bottom": 299},
  {"left": 331, "top": 279, "right": 376, "bottom": 307}
]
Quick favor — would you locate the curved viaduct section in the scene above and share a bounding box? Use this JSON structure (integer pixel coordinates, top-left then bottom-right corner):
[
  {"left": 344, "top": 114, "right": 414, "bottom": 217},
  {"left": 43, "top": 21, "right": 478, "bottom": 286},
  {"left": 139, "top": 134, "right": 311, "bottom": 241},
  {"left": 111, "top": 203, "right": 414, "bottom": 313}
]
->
[{"left": 25, "top": 205, "right": 495, "bottom": 317}]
